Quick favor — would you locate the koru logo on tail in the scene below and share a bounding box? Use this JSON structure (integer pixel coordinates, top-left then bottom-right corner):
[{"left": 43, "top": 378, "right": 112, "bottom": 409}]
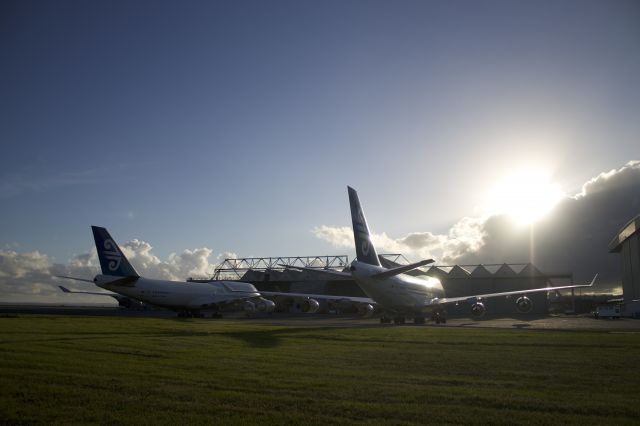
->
[
  {"left": 103, "top": 239, "right": 121, "bottom": 271},
  {"left": 354, "top": 206, "right": 370, "bottom": 255}
]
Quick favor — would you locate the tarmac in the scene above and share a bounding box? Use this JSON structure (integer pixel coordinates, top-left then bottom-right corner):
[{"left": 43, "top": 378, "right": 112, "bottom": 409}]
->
[{"left": 2, "top": 304, "right": 640, "bottom": 331}]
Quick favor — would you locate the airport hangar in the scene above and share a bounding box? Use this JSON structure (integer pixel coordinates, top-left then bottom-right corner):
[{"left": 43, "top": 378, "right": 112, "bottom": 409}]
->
[
  {"left": 196, "top": 255, "right": 576, "bottom": 316},
  {"left": 609, "top": 213, "right": 640, "bottom": 317}
]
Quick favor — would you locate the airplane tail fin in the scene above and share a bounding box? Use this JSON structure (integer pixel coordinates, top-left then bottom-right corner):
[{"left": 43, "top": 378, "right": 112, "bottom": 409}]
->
[
  {"left": 348, "top": 186, "right": 380, "bottom": 266},
  {"left": 91, "top": 226, "right": 139, "bottom": 278}
]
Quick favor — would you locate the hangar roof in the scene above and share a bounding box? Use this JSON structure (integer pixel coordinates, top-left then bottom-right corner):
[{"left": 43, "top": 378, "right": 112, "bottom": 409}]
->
[{"left": 609, "top": 214, "right": 640, "bottom": 253}]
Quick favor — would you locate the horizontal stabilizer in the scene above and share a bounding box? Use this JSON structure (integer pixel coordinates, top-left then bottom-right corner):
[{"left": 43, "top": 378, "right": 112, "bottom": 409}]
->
[
  {"left": 56, "top": 275, "right": 137, "bottom": 287},
  {"left": 55, "top": 275, "right": 95, "bottom": 283},
  {"left": 57, "top": 285, "right": 117, "bottom": 297},
  {"left": 370, "top": 259, "right": 435, "bottom": 280}
]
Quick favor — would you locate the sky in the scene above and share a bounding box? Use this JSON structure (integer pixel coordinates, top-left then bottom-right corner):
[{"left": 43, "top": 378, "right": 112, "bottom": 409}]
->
[{"left": 1, "top": 1, "right": 639, "bottom": 302}]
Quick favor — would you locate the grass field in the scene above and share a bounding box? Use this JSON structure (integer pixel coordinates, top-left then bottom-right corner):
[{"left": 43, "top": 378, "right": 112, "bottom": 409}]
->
[{"left": 1, "top": 315, "right": 639, "bottom": 425}]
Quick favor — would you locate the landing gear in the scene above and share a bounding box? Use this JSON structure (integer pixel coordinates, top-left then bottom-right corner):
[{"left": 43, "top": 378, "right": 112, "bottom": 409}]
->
[
  {"left": 431, "top": 312, "right": 447, "bottom": 324},
  {"left": 393, "top": 316, "right": 406, "bottom": 325}
]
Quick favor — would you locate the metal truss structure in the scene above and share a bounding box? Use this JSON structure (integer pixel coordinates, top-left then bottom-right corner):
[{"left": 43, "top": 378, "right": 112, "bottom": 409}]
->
[
  {"left": 203, "top": 252, "right": 572, "bottom": 283},
  {"left": 211, "top": 255, "right": 350, "bottom": 280}
]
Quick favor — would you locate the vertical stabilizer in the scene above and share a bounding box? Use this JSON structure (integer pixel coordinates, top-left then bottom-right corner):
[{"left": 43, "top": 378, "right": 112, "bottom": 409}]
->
[
  {"left": 348, "top": 186, "right": 381, "bottom": 266},
  {"left": 91, "top": 226, "right": 139, "bottom": 277}
]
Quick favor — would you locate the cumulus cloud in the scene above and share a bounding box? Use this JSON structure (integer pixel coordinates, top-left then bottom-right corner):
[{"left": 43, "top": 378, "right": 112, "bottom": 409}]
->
[
  {"left": 314, "top": 161, "right": 640, "bottom": 291},
  {"left": 0, "top": 251, "right": 64, "bottom": 302},
  {"left": 0, "top": 242, "right": 230, "bottom": 304},
  {"left": 313, "top": 216, "right": 486, "bottom": 265}
]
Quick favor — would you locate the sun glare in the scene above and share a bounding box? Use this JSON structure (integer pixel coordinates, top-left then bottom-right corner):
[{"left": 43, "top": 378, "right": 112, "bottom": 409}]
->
[{"left": 485, "top": 169, "right": 565, "bottom": 225}]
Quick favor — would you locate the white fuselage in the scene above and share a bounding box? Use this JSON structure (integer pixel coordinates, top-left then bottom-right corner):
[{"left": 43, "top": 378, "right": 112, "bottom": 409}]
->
[
  {"left": 94, "top": 275, "right": 260, "bottom": 311},
  {"left": 350, "top": 261, "right": 445, "bottom": 314}
]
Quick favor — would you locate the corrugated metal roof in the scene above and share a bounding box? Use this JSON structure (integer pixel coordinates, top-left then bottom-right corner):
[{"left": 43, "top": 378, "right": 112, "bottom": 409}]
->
[
  {"left": 608, "top": 214, "right": 640, "bottom": 253},
  {"left": 494, "top": 263, "right": 517, "bottom": 276},
  {"left": 470, "top": 264, "right": 493, "bottom": 276}
]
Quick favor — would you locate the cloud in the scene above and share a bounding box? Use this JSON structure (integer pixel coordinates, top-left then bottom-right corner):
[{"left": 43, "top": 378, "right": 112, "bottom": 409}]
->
[
  {"left": 314, "top": 161, "right": 640, "bottom": 291},
  {"left": 0, "top": 251, "right": 63, "bottom": 302},
  {"left": 312, "top": 226, "right": 353, "bottom": 248},
  {"left": 0, "top": 242, "right": 229, "bottom": 304},
  {"left": 313, "top": 216, "right": 486, "bottom": 265}
]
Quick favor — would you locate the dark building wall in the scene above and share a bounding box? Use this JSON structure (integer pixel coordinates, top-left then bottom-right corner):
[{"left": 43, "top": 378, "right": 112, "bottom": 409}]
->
[{"left": 620, "top": 233, "right": 640, "bottom": 300}]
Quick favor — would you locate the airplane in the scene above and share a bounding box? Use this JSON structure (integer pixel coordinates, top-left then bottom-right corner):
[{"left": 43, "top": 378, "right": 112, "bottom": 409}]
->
[
  {"left": 57, "top": 226, "right": 277, "bottom": 317},
  {"left": 276, "top": 186, "right": 597, "bottom": 324}
]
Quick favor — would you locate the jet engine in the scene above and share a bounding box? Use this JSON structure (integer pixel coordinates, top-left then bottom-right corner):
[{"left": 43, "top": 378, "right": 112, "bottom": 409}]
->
[
  {"left": 256, "top": 298, "right": 276, "bottom": 313},
  {"left": 117, "top": 297, "right": 145, "bottom": 310},
  {"left": 300, "top": 298, "right": 320, "bottom": 313},
  {"left": 358, "top": 303, "right": 375, "bottom": 318},
  {"left": 515, "top": 296, "right": 533, "bottom": 314},
  {"left": 471, "top": 302, "right": 486, "bottom": 319},
  {"left": 244, "top": 301, "right": 256, "bottom": 314}
]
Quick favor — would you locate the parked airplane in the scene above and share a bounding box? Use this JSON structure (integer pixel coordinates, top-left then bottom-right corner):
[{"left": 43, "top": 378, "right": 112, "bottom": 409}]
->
[
  {"left": 57, "top": 226, "right": 276, "bottom": 317},
  {"left": 279, "top": 186, "right": 597, "bottom": 324}
]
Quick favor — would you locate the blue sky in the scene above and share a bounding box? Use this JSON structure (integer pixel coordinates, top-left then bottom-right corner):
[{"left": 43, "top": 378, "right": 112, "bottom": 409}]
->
[{"left": 1, "top": 0, "right": 639, "bottom": 267}]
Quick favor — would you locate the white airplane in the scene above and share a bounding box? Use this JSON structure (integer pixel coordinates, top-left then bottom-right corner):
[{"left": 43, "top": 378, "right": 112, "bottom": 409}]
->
[
  {"left": 58, "top": 226, "right": 277, "bottom": 317},
  {"left": 277, "top": 186, "right": 597, "bottom": 324}
]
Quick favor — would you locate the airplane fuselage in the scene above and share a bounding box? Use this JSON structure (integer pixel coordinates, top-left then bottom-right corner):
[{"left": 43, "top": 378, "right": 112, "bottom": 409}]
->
[
  {"left": 94, "top": 275, "right": 260, "bottom": 311},
  {"left": 350, "top": 261, "right": 445, "bottom": 315}
]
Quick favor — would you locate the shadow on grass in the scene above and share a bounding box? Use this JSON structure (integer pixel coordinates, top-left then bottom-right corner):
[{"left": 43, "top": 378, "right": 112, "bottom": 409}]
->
[{"left": 214, "top": 324, "right": 387, "bottom": 348}]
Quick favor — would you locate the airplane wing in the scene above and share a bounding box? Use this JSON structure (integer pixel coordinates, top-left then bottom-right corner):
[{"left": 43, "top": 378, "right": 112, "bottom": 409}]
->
[
  {"left": 370, "top": 259, "right": 434, "bottom": 280},
  {"left": 429, "top": 274, "right": 598, "bottom": 306},
  {"left": 278, "top": 264, "right": 352, "bottom": 278},
  {"left": 58, "top": 286, "right": 119, "bottom": 297},
  {"left": 260, "top": 291, "right": 375, "bottom": 304}
]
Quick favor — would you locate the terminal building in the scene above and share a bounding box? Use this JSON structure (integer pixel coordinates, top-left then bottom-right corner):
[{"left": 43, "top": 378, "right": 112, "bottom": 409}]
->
[
  {"left": 209, "top": 254, "right": 575, "bottom": 316},
  {"left": 609, "top": 214, "right": 640, "bottom": 317}
]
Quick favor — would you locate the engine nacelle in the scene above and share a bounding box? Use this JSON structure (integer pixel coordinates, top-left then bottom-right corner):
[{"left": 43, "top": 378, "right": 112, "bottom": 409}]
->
[
  {"left": 256, "top": 298, "right": 276, "bottom": 313},
  {"left": 117, "top": 297, "right": 145, "bottom": 310},
  {"left": 243, "top": 301, "right": 256, "bottom": 314},
  {"left": 515, "top": 296, "right": 533, "bottom": 314},
  {"left": 471, "top": 302, "right": 486, "bottom": 319},
  {"left": 358, "top": 303, "right": 375, "bottom": 318},
  {"left": 300, "top": 298, "right": 320, "bottom": 313}
]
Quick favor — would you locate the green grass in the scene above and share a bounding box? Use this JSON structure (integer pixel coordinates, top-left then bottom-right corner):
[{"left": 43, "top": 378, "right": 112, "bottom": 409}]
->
[{"left": 0, "top": 316, "right": 639, "bottom": 425}]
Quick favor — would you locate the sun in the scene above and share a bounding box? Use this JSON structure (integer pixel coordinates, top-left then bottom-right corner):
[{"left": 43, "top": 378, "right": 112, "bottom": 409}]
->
[{"left": 484, "top": 169, "right": 565, "bottom": 225}]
